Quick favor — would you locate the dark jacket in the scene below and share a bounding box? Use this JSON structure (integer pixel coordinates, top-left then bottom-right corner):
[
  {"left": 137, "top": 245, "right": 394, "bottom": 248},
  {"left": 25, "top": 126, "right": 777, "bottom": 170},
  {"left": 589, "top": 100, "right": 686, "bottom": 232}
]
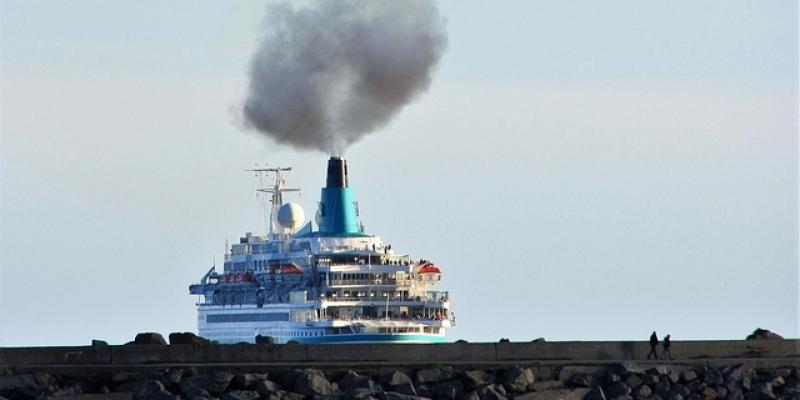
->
[
  {"left": 649, "top": 332, "right": 658, "bottom": 347},
  {"left": 663, "top": 335, "right": 671, "bottom": 348}
]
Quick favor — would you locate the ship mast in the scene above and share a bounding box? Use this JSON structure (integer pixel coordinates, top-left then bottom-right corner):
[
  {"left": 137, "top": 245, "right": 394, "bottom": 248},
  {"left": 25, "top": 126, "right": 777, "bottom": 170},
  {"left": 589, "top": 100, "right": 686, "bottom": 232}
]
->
[{"left": 247, "top": 166, "right": 299, "bottom": 238}]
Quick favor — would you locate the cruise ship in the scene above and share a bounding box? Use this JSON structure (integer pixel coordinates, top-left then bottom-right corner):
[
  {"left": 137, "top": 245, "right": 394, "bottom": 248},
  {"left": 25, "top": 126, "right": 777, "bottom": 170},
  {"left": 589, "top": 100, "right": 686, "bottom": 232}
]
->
[{"left": 189, "top": 157, "right": 455, "bottom": 344}]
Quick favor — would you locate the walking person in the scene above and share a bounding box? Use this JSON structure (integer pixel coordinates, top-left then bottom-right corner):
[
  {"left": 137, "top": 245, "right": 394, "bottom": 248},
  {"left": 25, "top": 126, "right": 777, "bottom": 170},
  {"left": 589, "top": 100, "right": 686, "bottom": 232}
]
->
[
  {"left": 662, "top": 334, "right": 673, "bottom": 360},
  {"left": 647, "top": 331, "right": 659, "bottom": 360}
]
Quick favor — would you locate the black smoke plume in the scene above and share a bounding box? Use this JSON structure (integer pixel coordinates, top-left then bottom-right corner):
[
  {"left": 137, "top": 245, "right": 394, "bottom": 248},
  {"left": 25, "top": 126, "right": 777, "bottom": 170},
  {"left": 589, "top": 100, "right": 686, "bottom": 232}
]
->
[{"left": 242, "top": 1, "right": 447, "bottom": 154}]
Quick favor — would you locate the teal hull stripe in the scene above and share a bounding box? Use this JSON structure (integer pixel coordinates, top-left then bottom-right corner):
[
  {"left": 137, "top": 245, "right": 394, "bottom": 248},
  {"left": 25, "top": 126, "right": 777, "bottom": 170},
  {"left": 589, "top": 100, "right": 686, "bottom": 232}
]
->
[{"left": 292, "top": 334, "right": 447, "bottom": 344}]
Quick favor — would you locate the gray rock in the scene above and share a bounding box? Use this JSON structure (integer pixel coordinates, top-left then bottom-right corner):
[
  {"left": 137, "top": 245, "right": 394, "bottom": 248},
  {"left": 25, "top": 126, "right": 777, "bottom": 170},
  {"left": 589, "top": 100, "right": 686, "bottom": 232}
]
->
[
  {"left": 504, "top": 366, "right": 535, "bottom": 392},
  {"left": 256, "top": 380, "right": 282, "bottom": 396},
  {"left": 704, "top": 372, "right": 724, "bottom": 386},
  {"left": 166, "top": 369, "right": 184, "bottom": 386},
  {"left": 92, "top": 339, "right": 110, "bottom": 347},
  {"left": 462, "top": 390, "right": 481, "bottom": 400},
  {"left": 383, "top": 372, "right": 415, "bottom": 387},
  {"left": 655, "top": 380, "right": 672, "bottom": 396},
  {"left": 0, "top": 374, "right": 42, "bottom": 397},
  {"left": 513, "top": 388, "right": 590, "bottom": 400},
  {"left": 726, "top": 390, "right": 743, "bottom": 400},
  {"left": 616, "top": 363, "right": 646, "bottom": 376},
  {"left": 584, "top": 387, "right": 607, "bottom": 400},
  {"left": 236, "top": 373, "right": 270, "bottom": 389},
  {"left": 340, "top": 371, "right": 377, "bottom": 393},
  {"left": 134, "top": 380, "right": 179, "bottom": 400},
  {"left": 462, "top": 370, "right": 495, "bottom": 390},
  {"left": 607, "top": 382, "right": 632, "bottom": 398},
  {"left": 223, "top": 390, "right": 262, "bottom": 400},
  {"left": 634, "top": 385, "right": 652, "bottom": 398},
  {"left": 749, "top": 383, "right": 774, "bottom": 399},
  {"left": 295, "top": 369, "right": 334, "bottom": 397},
  {"left": 383, "top": 391, "right": 428, "bottom": 400},
  {"left": 670, "top": 384, "right": 691, "bottom": 398},
  {"left": 527, "top": 381, "right": 565, "bottom": 392},
  {"left": 181, "top": 371, "right": 235, "bottom": 395},
  {"left": 134, "top": 332, "right": 168, "bottom": 345},
  {"left": 700, "top": 387, "right": 718, "bottom": 400},
  {"left": 667, "top": 372, "right": 681, "bottom": 385},
  {"left": 642, "top": 374, "right": 660, "bottom": 386},
  {"left": 479, "top": 384, "right": 508, "bottom": 400},
  {"left": 565, "top": 373, "right": 593, "bottom": 388},
  {"left": 433, "top": 380, "right": 464, "bottom": 400},
  {"left": 666, "top": 394, "right": 685, "bottom": 400},
  {"left": 715, "top": 386, "right": 728, "bottom": 400},
  {"left": 169, "top": 332, "right": 212, "bottom": 345},
  {"left": 723, "top": 367, "right": 748, "bottom": 383},
  {"left": 682, "top": 372, "right": 699, "bottom": 383},
  {"left": 416, "top": 367, "right": 455, "bottom": 385},
  {"left": 625, "top": 375, "right": 643, "bottom": 389},
  {"left": 186, "top": 388, "right": 215, "bottom": 400},
  {"left": 278, "top": 390, "right": 307, "bottom": 400},
  {"left": 745, "top": 328, "right": 783, "bottom": 340},
  {"left": 394, "top": 381, "right": 418, "bottom": 396}
]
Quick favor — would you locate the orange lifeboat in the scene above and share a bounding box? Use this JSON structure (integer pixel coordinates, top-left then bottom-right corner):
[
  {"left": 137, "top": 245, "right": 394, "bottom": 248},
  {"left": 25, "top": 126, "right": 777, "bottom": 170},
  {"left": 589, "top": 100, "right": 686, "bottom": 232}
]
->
[
  {"left": 280, "top": 263, "right": 304, "bottom": 275},
  {"left": 418, "top": 263, "right": 441, "bottom": 274}
]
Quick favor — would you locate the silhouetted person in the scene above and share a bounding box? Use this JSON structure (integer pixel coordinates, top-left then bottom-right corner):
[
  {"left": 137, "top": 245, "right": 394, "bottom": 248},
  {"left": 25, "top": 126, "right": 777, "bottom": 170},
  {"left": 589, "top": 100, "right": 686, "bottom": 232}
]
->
[
  {"left": 647, "top": 331, "right": 659, "bottom": 359},
  {"left": 662, "top": 334, "right": 673, "bottom": 360}
]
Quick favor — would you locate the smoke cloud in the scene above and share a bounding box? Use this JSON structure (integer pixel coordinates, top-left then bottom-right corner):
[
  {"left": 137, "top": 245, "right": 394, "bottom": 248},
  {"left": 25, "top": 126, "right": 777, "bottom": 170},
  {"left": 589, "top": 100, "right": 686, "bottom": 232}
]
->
[{"left": 242, "top": 1, "right": 447, "bottom": 154}]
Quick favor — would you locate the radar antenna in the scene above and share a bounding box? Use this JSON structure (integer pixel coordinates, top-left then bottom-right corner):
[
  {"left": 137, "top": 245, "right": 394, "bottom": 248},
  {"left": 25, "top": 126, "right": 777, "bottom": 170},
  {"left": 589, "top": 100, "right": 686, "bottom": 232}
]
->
[{"left": 247, "top": 165, "right": 300, "bottom": 238}]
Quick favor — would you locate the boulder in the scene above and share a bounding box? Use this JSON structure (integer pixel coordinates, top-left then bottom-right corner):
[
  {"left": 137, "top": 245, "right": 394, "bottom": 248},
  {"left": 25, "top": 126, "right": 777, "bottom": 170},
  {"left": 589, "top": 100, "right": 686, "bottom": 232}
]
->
[
  {"left": 236, "top": 373, "right": 270, "bottom": 389},
  {"left": 565, "top": 373, "right": 593, "bottom": 388},
  {"left": 527, "top": 381, "right": 566, "bottom": 392},
  {"left": 169, "top": 332, "right": 211, "bottom": 345},
  {"left": 383, "top": 391, "right": 426, "bottom": 400},
  {"left": 382, "top": 371, "right": 416, "bottom": 395},
  {"left": 700, "top": 387, "right": 718, "bottom": 400},
  {"left": 625, "top": 375, "right": 643, "bottom": 389},
  {"left": 222, "top": 390, "right": 262, "bottom": 400},
  {"left": 703, "top": 371, "right": 723, "bottom": 386},
  {"left": 92, "top": 339, "right": 110, "bottom": 347},
  {"left": 432, "top": 380, "right": 463, "bottom": 400},
  {"left": 504, "top": 366, "right": 535, "bottom": 392},
  {"left": 134, "top": 380, "right": 179, "bottom": 400},
  {"left": 641, "top": 374, "right": 660, "bottom": 386},
  {"left": 166, "top": 369, "right": 184, "bottom": 386},
  {"left": 670, "top": 384, "right": 691, "bottom": 398},
  {"left": 256, "top": 380, "right": 282, "bottom": 396},
  {"left": 181, "top": 371, "right": 235, "bottom": 395},
  {"left": 513, "top": 388, "right": 590, "bottom": 400},
  {"left": 745, "top": 329, "right": 783, "bottom": 341},
  {"left": 294, "top": 369, "right": 334, "bottom": 397},
  {"left": 462, "top": 370, "right": 495, "bottom": 390},
  {"left": 479, "top": 384, "right": 508, "bottom": 400},
  {"left": 584, "top": 387, "right": 607, "bottom": 400},
  {"left": 134, "top": 332, "right": 168, "bottom": 345},
  {"left": 416, "top": 367, "right": 454, "bottom": 384},
  {"left": 607, "top": 382, "right": 632, "bottom": 398},
  {"left": 749, "top": 382, "right": 775, "bottom": 399},
  {"left": 277, "top": 390, "right": 306, "bottom": 400},
  {"left": 634, "top": 385, "right": 652, "bottom": 398},
  {"left": 682, "top": 372, "right": 698, "bottom": 383},
  {"left": 339, "top": 371, "right": 372, "bottom": 389},
  {"left": 0, "top": 374, "right": 43, "bottom": 398}
]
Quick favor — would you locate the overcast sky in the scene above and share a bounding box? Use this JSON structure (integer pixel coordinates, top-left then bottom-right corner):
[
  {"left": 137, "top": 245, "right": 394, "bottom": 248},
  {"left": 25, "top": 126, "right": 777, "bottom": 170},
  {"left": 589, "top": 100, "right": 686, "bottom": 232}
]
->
[{"left": 1, "top": 1, "right": 797, "bottom": 346}]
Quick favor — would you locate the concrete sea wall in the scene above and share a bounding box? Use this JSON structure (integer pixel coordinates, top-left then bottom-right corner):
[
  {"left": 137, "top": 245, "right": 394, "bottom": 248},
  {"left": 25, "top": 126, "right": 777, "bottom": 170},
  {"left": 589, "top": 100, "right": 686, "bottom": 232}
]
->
[{"left": 1, "top": 340, "right": 798, "bottom": 368}]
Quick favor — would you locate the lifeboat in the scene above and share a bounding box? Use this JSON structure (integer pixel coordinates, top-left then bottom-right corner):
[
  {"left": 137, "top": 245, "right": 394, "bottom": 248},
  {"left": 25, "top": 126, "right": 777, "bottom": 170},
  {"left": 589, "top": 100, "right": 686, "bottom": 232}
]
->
[
  {"left": 418, "top": 263, "right": 441, "bottom": 274},
  {"left": 280, "top": 263, "right": 304, "bottom": 275}
]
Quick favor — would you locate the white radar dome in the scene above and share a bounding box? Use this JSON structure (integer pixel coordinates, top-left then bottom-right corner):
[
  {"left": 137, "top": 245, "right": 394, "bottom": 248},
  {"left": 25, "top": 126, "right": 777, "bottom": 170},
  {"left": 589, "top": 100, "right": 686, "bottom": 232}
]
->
[{"left": 277, "top": 202, "right": 305, "bottom": 230}]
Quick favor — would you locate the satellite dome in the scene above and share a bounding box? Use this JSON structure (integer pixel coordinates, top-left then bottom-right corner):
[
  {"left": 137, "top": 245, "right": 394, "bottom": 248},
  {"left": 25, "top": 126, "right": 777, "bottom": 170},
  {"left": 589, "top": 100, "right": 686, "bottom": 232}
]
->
[{"left": 277, "top": 202, "right": 305, "bottom": 230}]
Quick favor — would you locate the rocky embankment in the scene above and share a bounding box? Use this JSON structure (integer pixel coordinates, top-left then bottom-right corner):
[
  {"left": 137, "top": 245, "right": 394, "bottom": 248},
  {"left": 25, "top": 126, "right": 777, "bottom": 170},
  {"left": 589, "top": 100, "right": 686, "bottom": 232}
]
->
[{"left": 1, "top": 362, "right": 799, "bottom": 400}]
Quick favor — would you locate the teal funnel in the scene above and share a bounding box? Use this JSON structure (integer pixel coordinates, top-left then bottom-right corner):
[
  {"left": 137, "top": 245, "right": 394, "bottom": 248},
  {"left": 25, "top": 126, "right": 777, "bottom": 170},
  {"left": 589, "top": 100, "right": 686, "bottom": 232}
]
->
[{"left": 317, "top": 156, "right": 363, "bottom": 236}]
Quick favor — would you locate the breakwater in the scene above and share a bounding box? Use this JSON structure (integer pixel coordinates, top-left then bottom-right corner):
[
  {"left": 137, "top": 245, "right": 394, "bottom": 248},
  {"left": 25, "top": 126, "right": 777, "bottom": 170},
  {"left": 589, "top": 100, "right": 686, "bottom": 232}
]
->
[{"left": 1, "top": 339, "right": 798, "bottom": 399}]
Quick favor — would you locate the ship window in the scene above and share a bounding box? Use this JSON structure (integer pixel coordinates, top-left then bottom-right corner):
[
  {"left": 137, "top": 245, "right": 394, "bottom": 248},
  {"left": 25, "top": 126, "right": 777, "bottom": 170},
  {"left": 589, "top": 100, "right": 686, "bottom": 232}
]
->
[{"left": 206, "top": 313, "right": 289, "bottom": 323}]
